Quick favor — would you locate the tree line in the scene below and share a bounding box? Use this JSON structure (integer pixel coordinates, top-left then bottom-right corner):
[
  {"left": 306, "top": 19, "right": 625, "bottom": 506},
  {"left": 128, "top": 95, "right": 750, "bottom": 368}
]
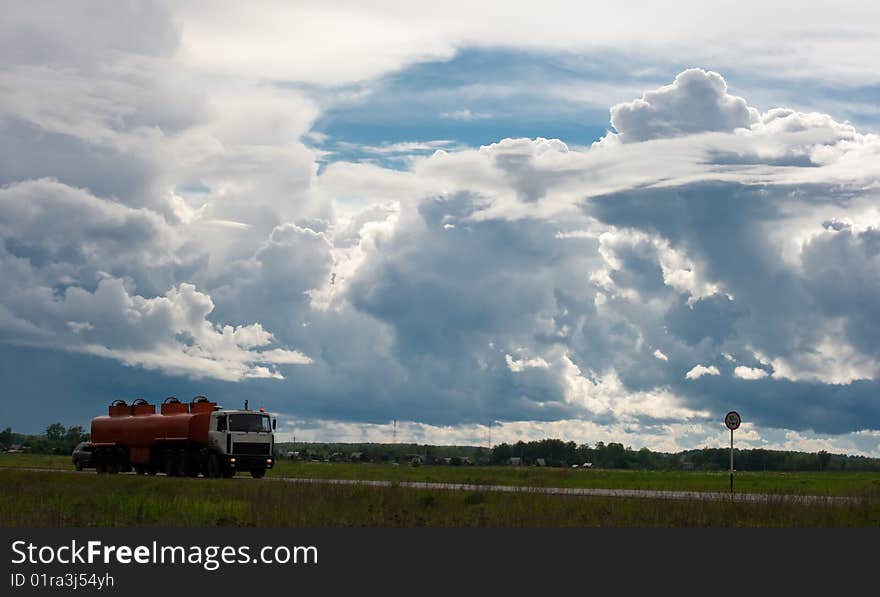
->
[
  {"left": 490, "top": 438, "right": 880, "bottom": 472},
  {"left": 1, "top": 424, "right": 89, "bottom": 456}
]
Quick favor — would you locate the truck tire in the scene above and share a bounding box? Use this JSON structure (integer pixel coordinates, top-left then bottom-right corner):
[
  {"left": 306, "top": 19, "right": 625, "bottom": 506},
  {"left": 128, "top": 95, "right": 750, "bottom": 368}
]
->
[
  {"left": 95, "top": 449, "right": 107, "bottom": 474},
  {"left": 207, "top": 453, "right": 222, "bottom": 478},
  {"left": 164, "top": 450, "right": 177, "bottom": 477},
  {"left": 101, "top": 448, "right": 118, "bottom": 474},
  {"left": 179, "top": 451, "right": 199, "bottom": 477},
  {"left": 177, "top": 451, "right": 188, "bottom": 477},
  {"left": 250, "top": 469, "right": 266, "bottom": 479}
]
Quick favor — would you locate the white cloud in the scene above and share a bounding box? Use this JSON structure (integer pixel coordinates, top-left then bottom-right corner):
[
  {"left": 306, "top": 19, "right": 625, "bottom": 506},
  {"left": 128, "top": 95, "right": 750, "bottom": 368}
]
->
[
  {"left": 1, "top": 276, "right": 311, "bottom": 381},
  {"left": 168, "top": 2, "right": 880, "bottom": 88},
  {"left": 561, "top": 355, "right": 707, "bottom": 421},
  {"left": 505, "top": 353, "right": 551, "bottom": 372},
  {"left": 653, "top": 349, "right": 669, "bottom": 361},
  {"left": 734, "top": 366, "right": 768, "bottom": 380},
  {"left": 685, "top": 365, "right": 720, "bottom": 380},
  {"left": 608, "top": 69, "right": 758, "bottom": 143},
  {"left": 441, "top": 109, "right": 491, "bottom": 121}
]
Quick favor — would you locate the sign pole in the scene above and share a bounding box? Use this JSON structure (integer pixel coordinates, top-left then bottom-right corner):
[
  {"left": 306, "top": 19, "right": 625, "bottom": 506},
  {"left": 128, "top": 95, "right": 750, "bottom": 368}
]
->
[
  {"left": 724, "top": 411, "right": 741, "bottom": 496},
  {"left": 730, "top": 427, "right": 734, "bottom": 495}
]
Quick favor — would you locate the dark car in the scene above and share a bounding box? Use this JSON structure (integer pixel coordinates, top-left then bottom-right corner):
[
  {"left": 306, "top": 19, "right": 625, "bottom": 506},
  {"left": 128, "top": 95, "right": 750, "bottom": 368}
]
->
[{"left": 72, "top": 442, "right": 94, "bottom": 471}]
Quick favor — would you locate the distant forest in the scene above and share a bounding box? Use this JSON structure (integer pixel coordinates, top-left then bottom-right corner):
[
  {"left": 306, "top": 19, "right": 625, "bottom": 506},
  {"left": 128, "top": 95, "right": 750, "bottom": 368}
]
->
[
  {"left": 488, "top": 439, "right": 880, "bottom": 472},
  {"left": 4, "top": 424, "right": 879, "bottom": 472},
  {"left": 1, "top": 424, "right": 89, "bottom": 457},
  {"left": 277, "top": 438, "right": 880, "bottom": 472}
]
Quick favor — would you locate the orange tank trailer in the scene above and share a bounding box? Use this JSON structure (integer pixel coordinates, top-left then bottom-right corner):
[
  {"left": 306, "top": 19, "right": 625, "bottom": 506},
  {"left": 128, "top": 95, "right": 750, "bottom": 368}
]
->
[{"left": 89, "top": 396, "right": 218, "bottom": 475}]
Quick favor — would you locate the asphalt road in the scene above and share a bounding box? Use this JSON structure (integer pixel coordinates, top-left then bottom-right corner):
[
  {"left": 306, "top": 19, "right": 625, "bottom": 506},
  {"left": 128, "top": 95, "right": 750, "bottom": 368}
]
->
[{"left": 0, "top": 466, "right": 858, "bottom": 504}]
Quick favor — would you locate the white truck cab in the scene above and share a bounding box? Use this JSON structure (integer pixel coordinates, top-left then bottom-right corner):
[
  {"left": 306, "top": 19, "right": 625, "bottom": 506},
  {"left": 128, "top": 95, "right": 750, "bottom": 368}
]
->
[{"left": 207, "top": 409, "right": 276, "bottom": 478}]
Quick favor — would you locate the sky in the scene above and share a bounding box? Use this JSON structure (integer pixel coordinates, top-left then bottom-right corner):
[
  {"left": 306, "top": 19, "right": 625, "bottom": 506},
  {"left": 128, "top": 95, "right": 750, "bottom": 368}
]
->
[{"left": 2, "top": 1, "right": 880, "bottom": 455}]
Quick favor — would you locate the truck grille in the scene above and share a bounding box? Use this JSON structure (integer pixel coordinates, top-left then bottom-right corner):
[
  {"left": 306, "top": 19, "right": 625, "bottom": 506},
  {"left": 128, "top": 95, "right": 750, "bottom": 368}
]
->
[{"left": 234, "top": 442, "right": 271, "bottom": 455}]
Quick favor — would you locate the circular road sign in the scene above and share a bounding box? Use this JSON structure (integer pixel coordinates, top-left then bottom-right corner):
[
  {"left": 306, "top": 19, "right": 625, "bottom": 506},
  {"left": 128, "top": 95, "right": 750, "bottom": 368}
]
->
[{"left": 725, "top": 411, "right": 741, "bottom": 430}]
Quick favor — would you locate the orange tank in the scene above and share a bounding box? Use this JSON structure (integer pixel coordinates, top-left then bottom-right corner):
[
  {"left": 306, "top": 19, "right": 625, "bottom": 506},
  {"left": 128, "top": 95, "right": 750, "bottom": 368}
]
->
[{"left": 91, "top": 397, "right": 216, "bottom": 451}]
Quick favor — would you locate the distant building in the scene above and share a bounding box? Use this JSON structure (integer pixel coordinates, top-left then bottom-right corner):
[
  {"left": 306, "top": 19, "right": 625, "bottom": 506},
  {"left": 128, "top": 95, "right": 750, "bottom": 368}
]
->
[
  {"left": 509, "top": 457, "right": 522, "bottom": 466},
  {"left": 535, "top": 458, "right": 546, "bottom": 467}
]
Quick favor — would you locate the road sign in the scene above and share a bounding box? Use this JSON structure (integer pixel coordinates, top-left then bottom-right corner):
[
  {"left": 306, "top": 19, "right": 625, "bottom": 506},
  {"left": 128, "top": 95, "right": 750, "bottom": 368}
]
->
[{"left": 725, "top": 411, "right": 741, "bottom": 430}]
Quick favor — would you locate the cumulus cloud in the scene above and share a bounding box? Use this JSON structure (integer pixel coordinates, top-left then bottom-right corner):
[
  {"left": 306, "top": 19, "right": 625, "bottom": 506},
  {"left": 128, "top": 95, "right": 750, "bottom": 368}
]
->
[
  {"left": 734, "top": 366, "right": 769, "bottom": 380},
  {"left": 608, "top": 69, "right": 758, "bottom": 143},
  {"left": 685, "top": 365, "right": 720, "bottom": 380},
  {"left": 1, "top": 275, "right": 311, "bottom": 381}
]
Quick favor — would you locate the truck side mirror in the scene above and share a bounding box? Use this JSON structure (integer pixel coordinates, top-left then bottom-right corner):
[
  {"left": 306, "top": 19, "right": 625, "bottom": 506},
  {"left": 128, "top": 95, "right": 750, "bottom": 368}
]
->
[{"left": 272, "top": 419, "right": 276, "bottom": 430}]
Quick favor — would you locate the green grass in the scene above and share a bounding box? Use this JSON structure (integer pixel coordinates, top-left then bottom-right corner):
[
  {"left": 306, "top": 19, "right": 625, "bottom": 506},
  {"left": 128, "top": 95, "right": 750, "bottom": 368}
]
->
[
  {"left": 266, "top": 461, "right": 880, "bottom": 497},
  {"left": 3, "top": 453, "right": 880, "bottom": 497},
  {"left": 2, "top": 469, "right": 879, "bottom": 527},
  {"left": 0, "top": 453, "right": 74, "bottom": 469}
]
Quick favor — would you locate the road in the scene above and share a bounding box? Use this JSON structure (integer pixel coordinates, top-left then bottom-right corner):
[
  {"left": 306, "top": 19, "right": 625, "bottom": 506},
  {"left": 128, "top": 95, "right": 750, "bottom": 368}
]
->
[{"left": 0, "top": 466, "right": 858, "bottom": 504}]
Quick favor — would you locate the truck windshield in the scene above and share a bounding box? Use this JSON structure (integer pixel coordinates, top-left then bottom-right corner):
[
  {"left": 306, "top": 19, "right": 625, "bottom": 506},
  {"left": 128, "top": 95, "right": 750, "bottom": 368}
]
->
[{"left": 229, "top": 414, "right": 271, "bottom": 432}]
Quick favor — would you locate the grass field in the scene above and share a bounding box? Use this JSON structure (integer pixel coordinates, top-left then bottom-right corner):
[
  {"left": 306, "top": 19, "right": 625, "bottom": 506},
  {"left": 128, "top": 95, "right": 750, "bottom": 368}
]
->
[
  {"left": 2, "top": 468, "right": 879, "bottom": 527},
  {"left": 3, "top": 453, "right": 880, "bottom": 497}
]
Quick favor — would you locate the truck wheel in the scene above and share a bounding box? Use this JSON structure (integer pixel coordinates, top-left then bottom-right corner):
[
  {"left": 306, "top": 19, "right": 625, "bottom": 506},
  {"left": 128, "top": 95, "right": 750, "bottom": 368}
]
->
[
  {"left": 250, "top": 469, "right": 266, "bottom": 479},
  {"left": 94, "top": 449, "right": 106, "bottom": 474},
  {"left": 179, "top": 451, "right": 199, "bottom": 477},
  {"left": 207, "top": 453, "right": 221, "bottom": 478},
  {"left": 164, "top": 451, "right": 177, "bottom": 477}
]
